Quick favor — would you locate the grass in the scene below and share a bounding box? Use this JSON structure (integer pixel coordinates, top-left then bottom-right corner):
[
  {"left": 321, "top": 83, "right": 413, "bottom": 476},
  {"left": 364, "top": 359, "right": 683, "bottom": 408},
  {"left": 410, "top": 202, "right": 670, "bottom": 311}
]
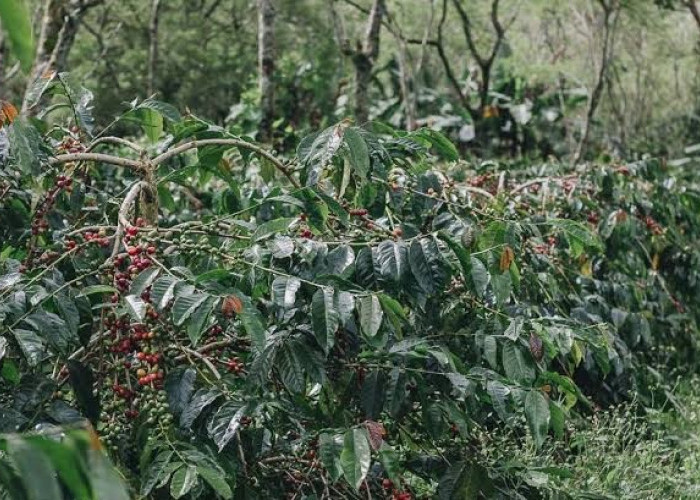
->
[{"left": 459, "top": 378, "right": 700, "bottom": 499}]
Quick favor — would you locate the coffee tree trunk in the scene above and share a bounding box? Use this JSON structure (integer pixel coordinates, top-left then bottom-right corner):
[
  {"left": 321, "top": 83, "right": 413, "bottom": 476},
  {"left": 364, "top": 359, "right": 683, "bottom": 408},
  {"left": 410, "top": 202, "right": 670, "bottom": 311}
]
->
[{"left": 257, "top": 0, "right": 275, "bottom": 142}]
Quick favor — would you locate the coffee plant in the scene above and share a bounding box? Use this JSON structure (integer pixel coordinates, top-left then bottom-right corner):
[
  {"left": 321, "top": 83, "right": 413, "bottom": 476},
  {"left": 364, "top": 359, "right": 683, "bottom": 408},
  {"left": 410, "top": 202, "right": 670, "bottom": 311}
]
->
[{"left": 1, "top": 75, "right": 699, "bottom": 499}]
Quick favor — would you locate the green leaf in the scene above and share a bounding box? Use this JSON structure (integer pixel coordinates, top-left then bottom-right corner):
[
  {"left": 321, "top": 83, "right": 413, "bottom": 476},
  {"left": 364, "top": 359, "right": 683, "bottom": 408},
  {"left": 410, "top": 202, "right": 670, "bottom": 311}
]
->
[
  {"left": 187, "top": 296, "right": 216, "bottom": 345},
  {"left": 165, "top": 367, "right": 196, "bottom": 417},
  {"left": 198, "top": 465, "right": 233, "bottom": 499},
  {"left": 525, "top": 390, "right": 550, "bottom": 448},
  {"left": 410, "top": 128, "right": 459, "bottom": 161},
  {"left": 180, "top": 388, "right": 222, "bottom": 429},
  {"left": 23, "top": 72, "right": 56, "bottom": 109},
  {"left": 409, "top": 237, "right": 447, "bottom": 294},
  {"left": 172, "top": 287, "right": 209, "bottom": 326},
  {"left": 7, "top": 437, "right": 63, "bottom": 500},
  {"left": 470, "top": 257, "right": 489, "bottom": 297},
  {"left": 438, "top": 231, "right": 472, "bottom": 278},
  {"left": 54, "top": 293, "right": 79, "bottom": 336},
  {"left": 312, "top": 287, "right": 339, "bottom": 353},
  {"left": 11, "top": 328, "right": 44, "bottom": 366},
  {"left": 135, "top": 98, "right": 181, "bottom": 122},
  {"left": 66, "top": 360, "right": 100, "bottom": 425},
  {"left": 57, "top": 73, "right": 96, "bottom": 134},
  {"left": 87, "top": 448, "right": 131, "bottom": 500},
  {"left": 79, "top": 284, "right": 118, "bottom": 297},
  {"left": 207, "top": 401, "right": 250, "bottom": 452},
  {"left": 170, "top": 465, "right": 198, "bottom": 499},
  {"left": 551, "top": 219, "right": 603, "bottom": 258},
  {"left": 123, "top": 295, "right": 146, "bottom": 322},
  {"left": 319, "top": 433, "right": 344, "bottom": 481},
  {"left": 376, "top": 240, "right": 408, "bottom": 284},
  {"left": 24, "top": 310, "right": 75, "bottom": 353},
  {"left": 151, "top": 276, "right": 180, "bottom": 310},
  {"left": 334, "top": 290, "right": 356, "bottom": 326},
  {"left": 358, "top": 295, "right": 383, "bottom": 337},
  {"left": 344, "top": 127, "right": 370, "bottom": 178},
  {"left": 253, "top": 217, "right": 297, "bottom": 241},
  {"left": 486, "top": 380, "right": 511, "bottom": 421},
  {"left": 272, "top": 276, "right": 301, "bottom": 309},
  {"left": 438, "top": 462, "right": 491, "bottom": 500},
  {"left": 361, "top": 370, "right": 385, "bottom": 419},
  {"left": 0, "top": 0, "right": 34, "bottom": 72},
  {"left": 491, "top": 272, "right": 512, "bottom": 305},
  {"left": 140, "top": 109, "right": 163, "bottom": 143},
  {"left": 385, "top": 367, "right": 406, "bottom": 417},
  {"left": 502, "top": 343, "right": 535, "bottom": 383},
  {"left": 378, "top": 446, "right": 401, "bottom": 485},
  {"left": 269, "top": 236, "right": 295, "bottom": 259},
  {"left": 128, "top": 268, "right": 160, "bottom": 297},
  {"left": 378, "top": 293, "right": 407, "bottom": 337},
  {"left": 25, "top": 437, "right": 90, "bottom": 500},
  {"left": 298, "top": 125, "right": 345, "bottom": 186},
  {"left": 504, "top": 318, "right": 523, "bottom": 341},
  {"left": 237, "top": 294, "right": 266, "bottom": 354},
  {"left": 549, "top": 400, "right": 566, "bottom": 439},
  {"left": 483, "top": 336, "right": 498, "bottom": 369},
  {"left": 9, "top": 119, "right": 46, "bottom": 176},
  {"left": 340, "top": 428, "right": 371, "bottom": 490},
  {"left": 141, "top": 450, "right": 175, "bottom": 496}
]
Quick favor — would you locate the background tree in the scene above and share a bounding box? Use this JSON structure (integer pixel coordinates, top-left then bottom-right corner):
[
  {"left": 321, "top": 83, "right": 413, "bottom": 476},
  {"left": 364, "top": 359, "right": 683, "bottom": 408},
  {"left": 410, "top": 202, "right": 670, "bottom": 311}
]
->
[
  {"left": 22, "top": 0, "right": 102, "bottom": 114},
  {"left": 257, "top": 0, "right": 275, "bottom": 141}
]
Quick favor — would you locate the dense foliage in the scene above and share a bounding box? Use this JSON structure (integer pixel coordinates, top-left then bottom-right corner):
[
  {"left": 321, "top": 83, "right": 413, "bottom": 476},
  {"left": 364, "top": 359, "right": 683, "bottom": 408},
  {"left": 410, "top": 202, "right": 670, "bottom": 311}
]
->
[{"left": 1, "top": 71, "right": 699, "bottom": 498}]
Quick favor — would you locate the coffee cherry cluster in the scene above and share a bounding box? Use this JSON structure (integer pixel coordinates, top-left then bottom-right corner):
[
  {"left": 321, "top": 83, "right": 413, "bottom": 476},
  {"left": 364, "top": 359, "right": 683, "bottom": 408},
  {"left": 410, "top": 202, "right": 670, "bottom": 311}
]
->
[
  {"left": 57, "top": 134, "right": 86, "bottom": 154},
  {"left": 348, "top": 207, "right": 378, "bottom": 231},
  {"left": 349, "top": 208, "right": 369, "bottom": 217},
  {"left": 109, "top": 221, "right": 155, "bottom": 292},
  {"left": 225, "top": 356, "right": 245, "bottom": 374},
  {"left": 82, "top": 228, "right": 111, "bottom": 248},
  {"left": 469, "top": 174, "right": 492, "bottom": 188},
  {"left": 643, "top": 215, "right": 663, "bottom": 235},
  {"left": 99, "top": 305, "right": 171, "bottom": 454},
  {"left": 31, "top": 175, "right": 73, "bottom": 236}
]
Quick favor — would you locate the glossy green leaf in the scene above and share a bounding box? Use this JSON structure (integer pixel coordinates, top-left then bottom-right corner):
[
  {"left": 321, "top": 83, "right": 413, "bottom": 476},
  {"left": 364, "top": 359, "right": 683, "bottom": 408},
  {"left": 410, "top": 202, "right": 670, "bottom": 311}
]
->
[
  {"left": 525, "top": 390, "right": 550, "bottom": 448},
  {"left": 312, "top": 287, "right": 339, "bottom": 353},
  {"left": 358, "top": 295, "right": 383, "bottom": 337},
  {"left": 340, "top": 428, "right": 371, "bottom": 490}
]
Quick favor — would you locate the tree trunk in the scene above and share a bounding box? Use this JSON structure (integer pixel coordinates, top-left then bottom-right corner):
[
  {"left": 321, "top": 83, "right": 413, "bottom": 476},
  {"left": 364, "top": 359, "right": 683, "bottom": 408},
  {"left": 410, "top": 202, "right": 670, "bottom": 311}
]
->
[
  {"left": 147, "top": 0, "right": 162, "bottom": 96},
  {"left": 396, "top": 38, "right": 416, "bottom": 131},
  {"left": 22, "top": 0, "right": 100, "bottom": 114},
  {"left": 573, "top": 0, "right": 620, "bottom": 164},
  {"left": 257, "top": 0, "right": 275, "bottom": 142},
  {"left": 687, "top": 1, "right": 700, "bottom": 31},
  {"left": 353, "top": 0, "right": 385, "bottom": 124}
]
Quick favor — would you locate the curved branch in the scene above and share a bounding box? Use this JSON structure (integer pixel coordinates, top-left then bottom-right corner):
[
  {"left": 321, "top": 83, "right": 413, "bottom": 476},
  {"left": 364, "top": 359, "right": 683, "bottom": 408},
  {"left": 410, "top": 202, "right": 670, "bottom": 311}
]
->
[
  {"left": 458, "top": 184, "right": 496, "bottom": 200},
  {"left": 112, "top": 181, "right": 147, "bottom": 257},
  {"left": 151, "top": 138, "right": 300, "bottom": 188},
  {"left": 49, "top": 152, "right": 146, "bottom": 172},
  {"left": 88, "top": 136, "right": 144, "bottom": 155}
]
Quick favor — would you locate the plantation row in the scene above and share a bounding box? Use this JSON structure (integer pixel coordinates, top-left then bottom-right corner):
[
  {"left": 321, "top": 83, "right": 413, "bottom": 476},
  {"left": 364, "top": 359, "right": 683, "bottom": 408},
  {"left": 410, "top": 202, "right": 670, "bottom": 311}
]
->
[{"left": 0, "top": 77, "right": 699, "bottom": 499}]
